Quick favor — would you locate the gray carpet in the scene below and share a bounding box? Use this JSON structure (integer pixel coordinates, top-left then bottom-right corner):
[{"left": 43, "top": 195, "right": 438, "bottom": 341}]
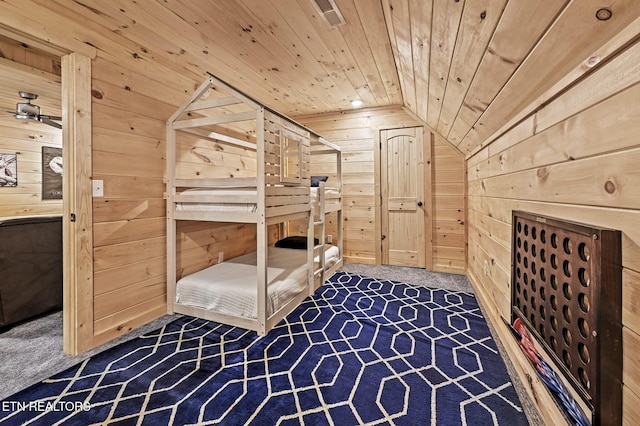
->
[
  {"left": 0, "top": 311, "right": 178, "bottom": 401},
  {"left": 0, "top": 264, "right": 543, "bottom": 425},
  {"left": 340, "top": 262, "right": 474, "bottom": 293}
]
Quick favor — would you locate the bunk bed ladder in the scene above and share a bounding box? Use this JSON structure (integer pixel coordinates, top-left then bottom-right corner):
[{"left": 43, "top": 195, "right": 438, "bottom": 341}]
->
[{"left": 313, "top": 181, "right": 327, "bottom": 282}]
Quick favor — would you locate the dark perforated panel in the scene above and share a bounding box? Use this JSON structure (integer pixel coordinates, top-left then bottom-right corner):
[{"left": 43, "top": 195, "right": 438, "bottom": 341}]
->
[{"left": 510, "top": 211, "right": 622, "bottom": 425}]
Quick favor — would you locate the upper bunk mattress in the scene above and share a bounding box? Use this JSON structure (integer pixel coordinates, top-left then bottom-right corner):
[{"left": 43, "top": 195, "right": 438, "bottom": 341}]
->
[
  {"left": 310, "top": 186, "right": 340, "bottom": 203},
  {"left": 174, "top": 188, "right": 258, "bottom": 213},
  {"left": 176, "top": 245, "right": 339, "bottom": 319}
]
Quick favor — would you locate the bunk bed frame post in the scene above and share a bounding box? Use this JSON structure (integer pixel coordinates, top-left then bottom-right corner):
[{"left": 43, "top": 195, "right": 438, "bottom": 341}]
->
[
  {"left": 307, "top": 206, "right": 315, "bottom": 296},
  {"left": 308, "top": 137, "right": 344, "bottom": 289},
  {"left": 337, "top": 150, "right": 343, "bottom": 269},
  {"left": 166, "top": 119, "right": 176, "bottom": 315},
  {"left": 256, "top": 107, "right": 267, "bottom": 335},
  {"left": 316, "top": 181, "right": 327, "bottom": 284},
  {"left": 166, "top": 75, "right": 217, "bottom": 315}
]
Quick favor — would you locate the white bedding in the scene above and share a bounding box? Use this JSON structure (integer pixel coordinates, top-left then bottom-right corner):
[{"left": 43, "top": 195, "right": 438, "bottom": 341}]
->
[
  {"left": 176, "top": 245, "right": 340, "bottom": 319},
  {"left": 310, "top": 186, "right": 340, "bottom": 203},
  {"left": 175, "top": 203, "right": 257, "bottom": 212},
  {"left": 175, "top": 188, "right": 257, "bottom": 212}
]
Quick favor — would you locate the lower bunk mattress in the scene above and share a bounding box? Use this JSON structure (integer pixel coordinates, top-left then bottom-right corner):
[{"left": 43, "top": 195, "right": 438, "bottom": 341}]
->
[{"left": 176, "top": 245, "right": 340, "bottom": 319}]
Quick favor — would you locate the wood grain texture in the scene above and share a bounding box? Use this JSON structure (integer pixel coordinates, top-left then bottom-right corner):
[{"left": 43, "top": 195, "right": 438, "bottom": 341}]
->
[
  {"left": 0, "top": 6, "right": 637, "bottom": 408},
  {"left": 298, "top": 106, "right": 465, "bottom": 273},
  {"left": 459, "top": 0, "right": 640, "bottom": 153},
  {"left": 467, "top": 36, "right": 640, "bottom": 424},
  {"left": 62, "top": 53, "right": 93, "bottom": 355}
]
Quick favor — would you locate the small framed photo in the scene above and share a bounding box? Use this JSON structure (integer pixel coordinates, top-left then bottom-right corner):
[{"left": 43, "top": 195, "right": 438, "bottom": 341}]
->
[
  {"left": 42, "top": 146, "right": 63, "bottom": 199},
  {"left": 0, "top": 153, "right": 18, "bottom": 187}
]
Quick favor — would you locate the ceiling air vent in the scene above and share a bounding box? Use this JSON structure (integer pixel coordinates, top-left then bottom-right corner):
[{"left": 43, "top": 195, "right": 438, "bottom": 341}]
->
[{"left": 311, "top": 0, "right": 346, "bottom": 27}]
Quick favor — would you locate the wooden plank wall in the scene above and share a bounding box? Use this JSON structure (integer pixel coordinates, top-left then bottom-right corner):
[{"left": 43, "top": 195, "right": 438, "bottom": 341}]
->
[
  {"left": 90, "top": 65, "right": 172, "bottom": 345},
  {"left": 174, "top": 132, "right": 257, "bottom": 180},
  {"left": 0, "top": 6, "right": 204, "bottom": 348},
  {"left": 297, "top": 106, "right": 466, "bottom": 273},
  {"left": 0, "top": 120, "right": 62, "bottom": 217},
  {"left": 0, "top": 39, "right": 62, "bottom": 218},
  {"left": 466, "top": 36, "right": 640, "bottom": 425},
  {"left": 0, "top": 5, "right": 326, "bottom": 351},
  {"left": 176, "top": 221, "right": 280, "bottom": 280},
  {"left": 432, "top": 133, "right": 466, "bottom": 274}
]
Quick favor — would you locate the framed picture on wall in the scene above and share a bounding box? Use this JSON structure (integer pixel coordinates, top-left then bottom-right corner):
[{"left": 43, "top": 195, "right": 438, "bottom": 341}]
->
[
  {"left": 42, "top": 146, "right": 63, "bottom": 199},
  {"left": 0, "top": 153, "right": 18, "bottom": 187}
]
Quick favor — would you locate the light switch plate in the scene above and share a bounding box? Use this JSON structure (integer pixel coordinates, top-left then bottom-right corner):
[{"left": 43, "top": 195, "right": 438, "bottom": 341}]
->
[{"left": 93, "top": 179, "right": 104, "bottom": 197}]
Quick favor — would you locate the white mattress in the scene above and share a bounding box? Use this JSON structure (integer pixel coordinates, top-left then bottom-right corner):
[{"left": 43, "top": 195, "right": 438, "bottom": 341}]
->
[
  {"left": 175, "top": 188, "right": 257, "bottom": 212},
  {"left": 176, "top": 245, "right": 340, "bottom": 319},
  {"left": 175, "top": 203, "right": 257, "bottom": 212},
  {"left": 310, "top": 186, "right": 340, "bottom": 203},
  {"left": 320, "top": 244, "right": 340, "bottom": 270}
]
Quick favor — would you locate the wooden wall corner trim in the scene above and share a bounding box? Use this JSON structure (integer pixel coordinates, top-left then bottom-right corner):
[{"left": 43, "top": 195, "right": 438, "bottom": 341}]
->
[
  {"left": 0, "top": 23, "right": 96, "bottom": 59},
  {"left": 401, "top": 106, "right": 465, "bottom": 157},
  {"left": 62, "top": 52, "right": 94, "bottom": 356},
  {"left": 425, "top": 130, "right": 434, "bottom": 270},
  {"left": 373, "top": 130, "right": 382, "bottom": 264}
]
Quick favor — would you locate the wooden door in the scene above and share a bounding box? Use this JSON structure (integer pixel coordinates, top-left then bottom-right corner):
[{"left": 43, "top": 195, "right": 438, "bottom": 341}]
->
[{"left": 380, "top": 127, "right": 425, "bottom": 267}]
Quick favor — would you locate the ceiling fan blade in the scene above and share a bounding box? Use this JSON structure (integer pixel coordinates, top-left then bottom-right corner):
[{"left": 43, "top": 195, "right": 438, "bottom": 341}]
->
[
  {"left": 39, "top": 117, "right": 63, "bottom": 129},
  {"left": 39, "top": 115, "right": 62, "bottom": 121}
]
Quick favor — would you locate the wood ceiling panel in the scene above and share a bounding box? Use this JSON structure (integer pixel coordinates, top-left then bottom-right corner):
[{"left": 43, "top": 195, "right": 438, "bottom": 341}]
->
[
  {"left": 235, "top": 0, "right": 356, "bottom": 110},
  {"left": 3, "top": 0, "right": 638, "bottom": 157},
  {"left": 186, "top": 0, "right": 335, "bottom": 111},
  {"left": 120, "top": 0, "right": 296, "bottom": 104},
  {"left": 458, "top": 0, "right": 640, "bottom": 154},
  {"left": 95, "top": 0, "right": 400, "bottom": 115},
  {"left": 42, "top": 0, "right": 206, "bottom": 91},
  {"left": 408, "top": 0, "right": 433, "bottom": 122},
  {"left": 295, "top": 0, "right": 383, "bottom": 108},
  {"left": 445, "top": 0, "right": 567, "bottom": 147},
  {"left": 426, "top": 0, "right": 464, "bottom": 129},
  {"left": 352, "top": 0, "right": 402, "bottom": 105},
  {"left": 384, "top": 0, "right": 416, "bottom": 114},
  {"left": 435, "top": 0, "right": 507, "bottom": 138}
]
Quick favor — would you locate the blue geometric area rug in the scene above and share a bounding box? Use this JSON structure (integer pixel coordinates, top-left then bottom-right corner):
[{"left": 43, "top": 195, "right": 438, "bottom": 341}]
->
[{"left": 1, "top": 272, "right": 528, "bottom": 425}]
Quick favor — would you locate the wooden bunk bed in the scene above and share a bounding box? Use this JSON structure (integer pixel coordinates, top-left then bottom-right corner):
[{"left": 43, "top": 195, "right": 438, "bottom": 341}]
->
[
  {"left": 166, "top": 73, "right": 333, "bottom": 335},
  {"left": 308, "top": 135, "right": 344, "bottom": 289}
]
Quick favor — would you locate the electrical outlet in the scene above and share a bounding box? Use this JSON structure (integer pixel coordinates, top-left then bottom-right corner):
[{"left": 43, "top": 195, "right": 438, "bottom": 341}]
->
[
  {"left": 327, "top": 235, "right": 333, "bottom": 244},
  {"left": 218, "top": 252, "right": 224, "bottom": 263},
  {"left": 483, "top": 260, "right": 489, "bottom": 275},
  {"left": 92, "top": 180, "right": 104, "bottom": 197}
]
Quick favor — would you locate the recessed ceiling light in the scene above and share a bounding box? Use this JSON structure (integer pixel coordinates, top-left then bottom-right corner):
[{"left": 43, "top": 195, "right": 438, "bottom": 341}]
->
[
  {"left": 595, "top": 8, "right": 612, "bottom": 21},
  {"left": 351, "top": 99, "right": 363, "bottom": 107}
]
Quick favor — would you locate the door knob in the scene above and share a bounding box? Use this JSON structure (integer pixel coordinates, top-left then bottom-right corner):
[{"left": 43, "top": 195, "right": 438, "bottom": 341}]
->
[{"left": 417, "top": 201, "right": 423, "bottom": 207}]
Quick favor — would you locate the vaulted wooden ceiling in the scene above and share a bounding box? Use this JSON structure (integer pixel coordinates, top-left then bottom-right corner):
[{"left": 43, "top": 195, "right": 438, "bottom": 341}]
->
[{"left": 6, "top": 0, "right": 639, "bottom": 156}]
